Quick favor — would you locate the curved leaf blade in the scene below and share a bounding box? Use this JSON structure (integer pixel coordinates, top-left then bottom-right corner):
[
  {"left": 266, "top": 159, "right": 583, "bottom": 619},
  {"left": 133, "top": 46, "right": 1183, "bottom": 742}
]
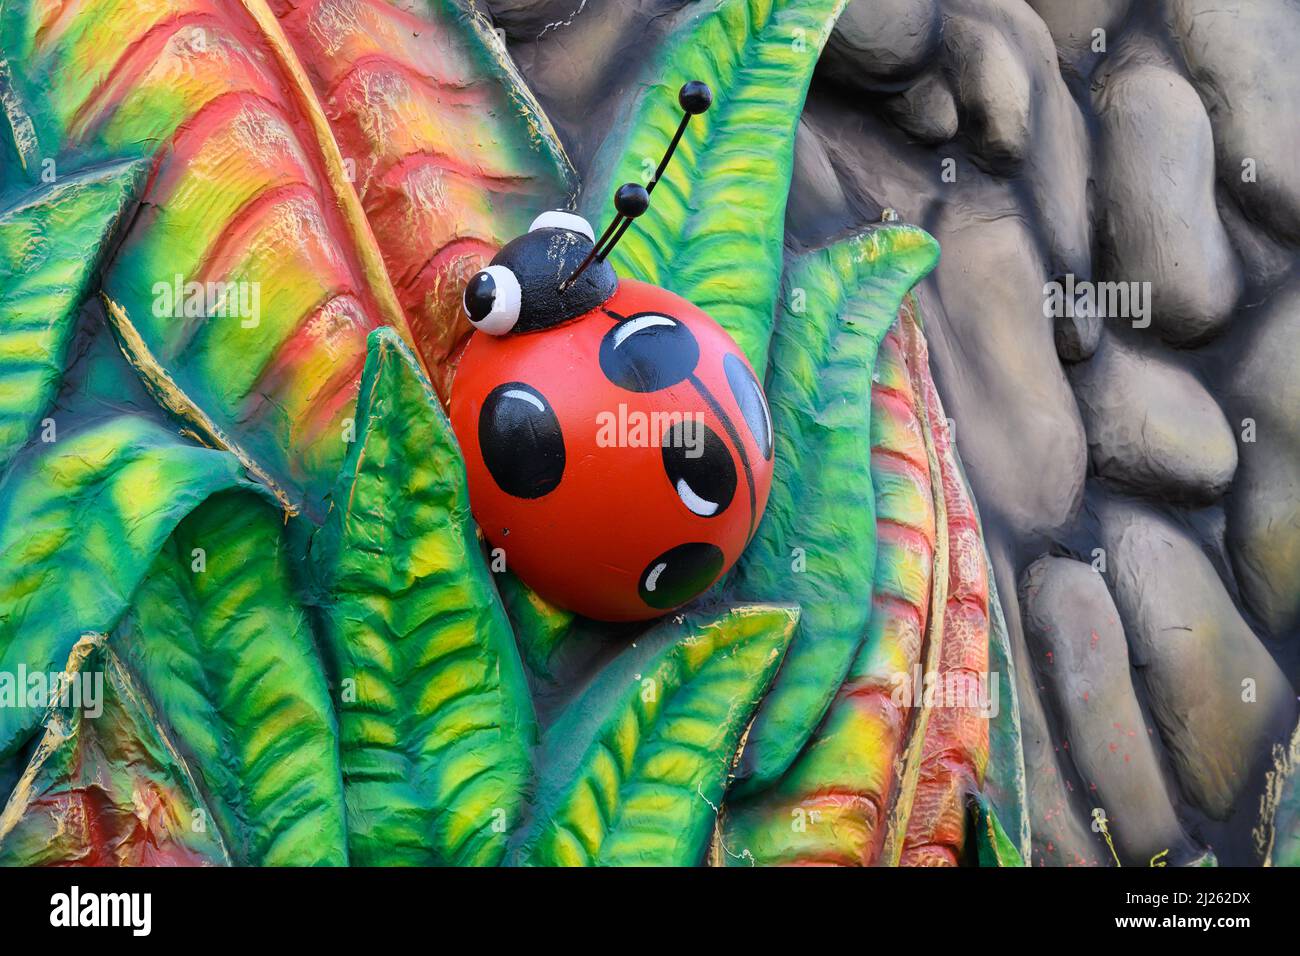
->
[
  {"left": 728, "top": 225, "right": 940, "bottom": 797},
  {"left": 512, "top": 603, "right": 800, "bottom": 867},
  {"left": 497, "top": 570, "right": 576, "bottom": 682},
  {"left": 719, "top": 314, "right": 938, "bottom": 864},
  {"left": 0, "top": 158, "right": 144, "bottom": 470},
  {"left": 114, "top": 490, "right": 348, "bottom": 866},
  {"left": 0, "top": 415, "right": 260, "bottom": 761},
  {"left": 273, "top": 0, "right": 577, "bottom": 400},
  {"left": 583, "top": 0, "right": 847, "bottom": 372},
  {"left": 313, "top": 327, "right": 535, "bottom": 865},
  {"left": 723, "top": 303, "right": 997, "bottom": 866}
]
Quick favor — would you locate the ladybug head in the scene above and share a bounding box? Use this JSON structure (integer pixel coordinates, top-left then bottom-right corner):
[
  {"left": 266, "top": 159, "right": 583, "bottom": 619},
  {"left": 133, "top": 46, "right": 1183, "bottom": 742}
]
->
[
  {"left": 461, "top": 211, "right": 618, "bottom": 336},
  {"left": 462, "top": 79, "right": 714, "bottom": 338}
]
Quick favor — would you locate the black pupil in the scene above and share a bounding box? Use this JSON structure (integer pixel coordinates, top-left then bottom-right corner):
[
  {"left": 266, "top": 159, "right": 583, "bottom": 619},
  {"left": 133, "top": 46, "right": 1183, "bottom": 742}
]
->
[{"left": 465, "top": 272, "right": 496, "bottom": 322}]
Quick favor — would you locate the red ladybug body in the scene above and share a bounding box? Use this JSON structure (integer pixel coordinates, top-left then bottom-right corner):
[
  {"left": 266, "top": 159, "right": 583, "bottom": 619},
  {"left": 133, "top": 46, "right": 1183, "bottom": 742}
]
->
[{"left": 451, "top": 276, "right": 773, "bottom": 621}]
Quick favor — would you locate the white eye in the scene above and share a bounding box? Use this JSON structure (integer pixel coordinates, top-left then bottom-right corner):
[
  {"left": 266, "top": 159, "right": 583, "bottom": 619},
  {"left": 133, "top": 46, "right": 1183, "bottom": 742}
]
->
[
  {"left": 463, "top": 265, "right": 522, "bottom": 336},
  {"left": 528, "top": 210, "right": 595, "bottom": 243}
]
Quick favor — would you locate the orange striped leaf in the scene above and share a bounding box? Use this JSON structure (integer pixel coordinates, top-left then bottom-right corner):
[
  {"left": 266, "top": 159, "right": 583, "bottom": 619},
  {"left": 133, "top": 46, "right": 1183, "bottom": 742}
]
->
[{"left": 1, "top": 0, "right": 572, "bottom": 515}]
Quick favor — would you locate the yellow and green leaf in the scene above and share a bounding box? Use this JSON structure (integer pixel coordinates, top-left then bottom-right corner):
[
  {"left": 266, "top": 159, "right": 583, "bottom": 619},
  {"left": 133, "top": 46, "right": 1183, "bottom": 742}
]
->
[
  {"left": 511, "top": 603, "right": 799, "bottom": 867},
  {"left": 0, "top": 415, "right": 262, "bottom": 764},
  {"left": 496, "top": 570, "right": 576, "bottom": 682},
  {"left": 312, "top": 327, "right": 535, "bottom": 866},
  {"left": 582, "top": 0, "right": 849, "bottom": 372},
  {"left": 114, "top": 491, "right": 348, "bottom": 866}
]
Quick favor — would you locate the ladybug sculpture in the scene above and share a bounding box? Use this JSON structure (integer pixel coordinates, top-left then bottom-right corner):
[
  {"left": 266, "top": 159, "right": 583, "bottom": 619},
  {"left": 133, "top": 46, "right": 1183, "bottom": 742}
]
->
[{"left": 449, "top": 82, "right": 774, "bottom": 621}]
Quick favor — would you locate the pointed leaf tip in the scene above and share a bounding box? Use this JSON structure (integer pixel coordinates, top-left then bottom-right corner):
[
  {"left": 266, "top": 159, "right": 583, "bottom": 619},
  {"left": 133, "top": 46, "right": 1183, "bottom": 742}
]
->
[{"left": 315, "top": 319, "right": 535, "bottom": 865}]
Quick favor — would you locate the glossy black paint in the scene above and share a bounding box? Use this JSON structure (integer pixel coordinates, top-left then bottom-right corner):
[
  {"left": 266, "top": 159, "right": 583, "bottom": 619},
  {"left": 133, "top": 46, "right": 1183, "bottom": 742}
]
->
[
  {"left": 661, "top": 420, "right": 736, "bottom": 517},
  {"left": 723, "top": 352, "right": 773, "bottom": 461},
  {"left": 478, "top": 381, "right": 566, "bottom": 498},
  {"left": 638, "top": 542, "right": 725, "bottom": 610},
  {"left": 599, "top": 312, "right": 700, "bottom": 392},
  {"left": 489, "top": 227, "right": 617, "bottom": 333}
]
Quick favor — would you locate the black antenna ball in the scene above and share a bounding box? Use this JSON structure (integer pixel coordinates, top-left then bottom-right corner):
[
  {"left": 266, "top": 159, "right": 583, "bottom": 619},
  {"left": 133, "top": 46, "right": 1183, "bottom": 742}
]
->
[
  {"left": 614, "top": 183, "right": 650, "bottom": 218},
  {"left": 679, "top": 80, "right": 712, "bottom": 115},
  {"left": 560, "top": 81, "right": 711, "bottom": 286}
]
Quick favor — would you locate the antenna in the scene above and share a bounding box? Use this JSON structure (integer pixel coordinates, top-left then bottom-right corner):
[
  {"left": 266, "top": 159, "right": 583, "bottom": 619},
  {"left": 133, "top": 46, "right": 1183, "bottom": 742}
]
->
[{"left": 559, "top": 80, "right": 713, "bottom": 292}]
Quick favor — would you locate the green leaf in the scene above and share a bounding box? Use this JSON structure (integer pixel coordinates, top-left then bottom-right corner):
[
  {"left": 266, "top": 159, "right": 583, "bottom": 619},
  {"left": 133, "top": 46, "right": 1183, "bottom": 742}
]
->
[
  {"left": 497, "top": 570, "right": 576, "bottom": 682},
  {"left": 0, "top": 158, "right": 144, "bottom": 470},
  {"left": 0, "top": 415, "right": 260, "bottom": 762},
  {"left": 970, "top": 792, "right": 1024, "bottom": 867},
  {"left": 113, "top": 490, "right": 347, "bottom": 866},
  {"left": 511, "top": 603, "right": 800, "bottom": 867},
  {"left": 717, "top": 313, "right": 941, "bottom": 865},
  {"left": 312, "top": 327, "right": 535, "bottom": 866},
  {"left": 582, "top": 0, "right": 848, "bottom": 372},
  {"left": 729, "top": 225, "right": 940, "bottom": 796},
  {"left": 980, "top": 537, "right": 1032, "bottom": 864},
  {"left": 1266, "top": 722, "right": 1300, "bottom": 867},
  {"left": 0, "top": 634, "right": 230, "bottom": 866}
]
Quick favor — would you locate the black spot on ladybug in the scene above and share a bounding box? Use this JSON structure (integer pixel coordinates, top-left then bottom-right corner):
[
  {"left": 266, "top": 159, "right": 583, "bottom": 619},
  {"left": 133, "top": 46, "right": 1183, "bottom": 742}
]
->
[
  {"left": 638, "top": 542, "right": 724, "bottom": 610},
  {"left": 662, "top": 421, "right": 736, "bottom": 517},
  {"left": 599, "top": 312, "right": 699, "bottom": 392},
  {"left": 479, "top": 382, "right": 565, "bottom": 499},
  {"left": 724, "top": 352, "right": 773, "bottom": 461}
]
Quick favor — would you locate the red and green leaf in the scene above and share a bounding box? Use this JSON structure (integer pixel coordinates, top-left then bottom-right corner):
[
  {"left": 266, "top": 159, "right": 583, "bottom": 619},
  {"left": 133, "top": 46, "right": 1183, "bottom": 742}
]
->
[
  {"left": 1, "top": 0, "right": 572, "bottom": 516},
  {"left": 727, "top": 226, "right": 940, "bottom": 797},
  {"left": 272, "top": 0, "right": 576, "bottom": 401},
  {"left": 897, "top": 321, "right": 991, "bottom": 867},
  {"left": 720, "top": 300, "right": 995, "bottom": 866},
  {"left": 719, "top": 308, "right": 938, "bottom": 865},
  {"left": 0, "top": 635, "right": 230, "bottom": 867}
]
